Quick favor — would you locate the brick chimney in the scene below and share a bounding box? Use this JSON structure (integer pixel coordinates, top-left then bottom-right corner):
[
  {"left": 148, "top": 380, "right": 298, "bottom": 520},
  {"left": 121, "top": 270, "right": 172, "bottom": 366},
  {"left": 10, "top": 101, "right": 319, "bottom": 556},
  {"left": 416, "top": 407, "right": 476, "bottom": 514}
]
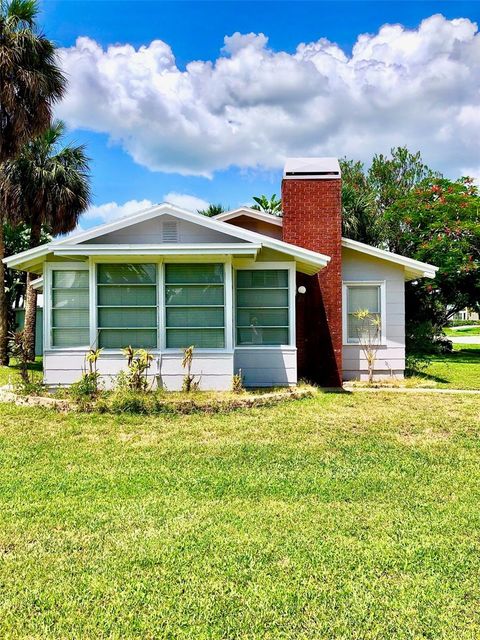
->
[{"left": 282, "top": 158, "right": 342, "bottom": 386}]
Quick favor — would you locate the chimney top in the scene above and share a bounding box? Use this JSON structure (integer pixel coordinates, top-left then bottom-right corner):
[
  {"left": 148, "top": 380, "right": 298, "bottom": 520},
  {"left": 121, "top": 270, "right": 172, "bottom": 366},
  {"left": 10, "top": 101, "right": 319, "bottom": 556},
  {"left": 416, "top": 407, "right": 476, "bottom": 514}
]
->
[{"left": 283, "top": 157, "right": 341, "bottom": 180}]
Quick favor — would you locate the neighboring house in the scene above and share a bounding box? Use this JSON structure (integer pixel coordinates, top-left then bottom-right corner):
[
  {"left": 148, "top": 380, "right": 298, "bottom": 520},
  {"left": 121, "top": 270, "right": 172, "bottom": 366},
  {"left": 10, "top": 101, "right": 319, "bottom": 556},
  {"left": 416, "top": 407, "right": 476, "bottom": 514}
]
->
[
  {"left": 451, "top": 308, "right": 480, "bottom": 322},
  {"left": 4, "top": 158, "right": 437, "bottom": 389}
]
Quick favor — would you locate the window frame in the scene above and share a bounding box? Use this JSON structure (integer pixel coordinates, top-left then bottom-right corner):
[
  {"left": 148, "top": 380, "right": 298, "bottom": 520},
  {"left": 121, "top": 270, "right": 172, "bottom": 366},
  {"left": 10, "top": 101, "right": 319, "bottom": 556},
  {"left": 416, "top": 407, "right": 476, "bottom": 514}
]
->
[
  {"left": 44, "top": 262, "right": 90, "bottom": 351},
  {"left": 234, "top": 262, "right": 296, "bottom": 349},
  {"left": 162, "top": 260, "right": 228, "bottom": 351},
  {"left": 342, "top": 281, "right": 387, "bottom": 346}
]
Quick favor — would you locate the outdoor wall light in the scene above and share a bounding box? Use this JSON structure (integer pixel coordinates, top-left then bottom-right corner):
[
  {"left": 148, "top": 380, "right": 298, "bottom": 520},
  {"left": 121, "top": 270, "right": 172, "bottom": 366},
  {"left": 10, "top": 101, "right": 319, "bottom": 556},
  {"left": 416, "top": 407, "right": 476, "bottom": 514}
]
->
[{"left": 297, "top": 285, "right": 307, "bottom": 294}]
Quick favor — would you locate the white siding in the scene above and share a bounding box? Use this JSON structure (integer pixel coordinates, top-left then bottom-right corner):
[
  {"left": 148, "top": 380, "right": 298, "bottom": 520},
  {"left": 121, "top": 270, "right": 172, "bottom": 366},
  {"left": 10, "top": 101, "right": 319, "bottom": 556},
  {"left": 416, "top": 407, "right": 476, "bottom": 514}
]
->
[
  {"left": 234, "top": 347, "right": 297, "bottom": 387},
  {"left": 342, "top": 248, "right": 405, "bottom": 380},
  {"left": 44, "top": 350, "right": 235, "bottom": 390},
  {"left": 85, "top": 215, "right": 246, "bottom": 245}
]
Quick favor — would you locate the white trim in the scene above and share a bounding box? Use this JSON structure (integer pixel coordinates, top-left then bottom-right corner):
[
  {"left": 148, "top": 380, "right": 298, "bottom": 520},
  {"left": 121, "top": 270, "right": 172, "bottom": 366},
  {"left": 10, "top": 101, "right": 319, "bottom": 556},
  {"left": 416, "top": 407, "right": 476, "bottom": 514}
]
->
[
  {"left": 234, "top": 261, "right": 296, "bottom": 349},
  {"left": 52, "top": 244, "right": 261, "bottom": 258},
  {"left": 342, "top": 281, "right": 387, "bottom": 346},
  {"left": 342, "top": 238, "right": 437, "bottom": 280},
  {"left": 31, "top": 276, "right": 44, "bottom": 291},
  {"left": 224, "top": 258, "right": 234, "bottom": 351},
  {"left": 214, "top": 207, "right": 283, "bottom": 227}
]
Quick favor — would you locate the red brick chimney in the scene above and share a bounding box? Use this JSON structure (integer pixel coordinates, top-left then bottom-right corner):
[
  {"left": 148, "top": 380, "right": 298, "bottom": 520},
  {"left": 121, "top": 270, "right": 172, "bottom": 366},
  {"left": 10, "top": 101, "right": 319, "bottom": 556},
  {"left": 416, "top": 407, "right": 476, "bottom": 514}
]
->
[{"left": 282, "top": 158, "right": 342, "bottom": 386}]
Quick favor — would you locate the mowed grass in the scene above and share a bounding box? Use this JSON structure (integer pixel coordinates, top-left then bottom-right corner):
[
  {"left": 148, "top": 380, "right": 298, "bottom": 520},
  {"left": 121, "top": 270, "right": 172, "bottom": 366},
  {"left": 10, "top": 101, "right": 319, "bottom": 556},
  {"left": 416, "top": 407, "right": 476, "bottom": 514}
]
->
[
  {"left": 444, "top": 326, "right": 480, "bottom": 336},
  {"left": 1, "top": 393, "right": 480, "bottom": 638},
  {"left": 412, "top": 345, "right": 480, "bottom": 389}
]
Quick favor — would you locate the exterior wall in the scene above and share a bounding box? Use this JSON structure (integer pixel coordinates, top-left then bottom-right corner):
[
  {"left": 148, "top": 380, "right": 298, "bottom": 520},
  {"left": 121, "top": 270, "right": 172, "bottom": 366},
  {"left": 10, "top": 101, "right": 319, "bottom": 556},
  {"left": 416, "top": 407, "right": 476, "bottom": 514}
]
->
[
  {"left": 44, "top": 350, "right": 235, "bottom": 390},
  {"left": 234, "top": 347, "right": 297, "bottom": 387},
  {"left": 282, "top": 177, "right": 343, "bottom": 386},
  {"left": 226, "top": 216, "right": 283, "bottom": 240},
  {"left": 86, "top": 215, "right": 245, "bottom": 245},
  {"left": 15, "top": 308, "right": 43, "bottom": 357},
  {"left": 342, "top": 248, "right": 405, "bottom": 380}
]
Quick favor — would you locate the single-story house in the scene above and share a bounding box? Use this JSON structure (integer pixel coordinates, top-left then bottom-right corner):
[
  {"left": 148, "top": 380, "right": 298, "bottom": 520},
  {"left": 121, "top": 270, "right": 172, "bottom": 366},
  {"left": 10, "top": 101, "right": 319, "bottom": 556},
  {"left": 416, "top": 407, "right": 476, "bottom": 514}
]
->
[{"left": 4, "top": 158, "right": 437, "bottom": 389}]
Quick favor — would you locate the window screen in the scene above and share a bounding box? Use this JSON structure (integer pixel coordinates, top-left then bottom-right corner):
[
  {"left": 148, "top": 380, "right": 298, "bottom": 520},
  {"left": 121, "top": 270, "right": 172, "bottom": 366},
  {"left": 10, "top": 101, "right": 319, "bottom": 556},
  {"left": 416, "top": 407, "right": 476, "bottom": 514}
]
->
[
  {"left": 346, "top": 285, "right": 381, "bottom": 343},
  {"left": 97, "top": 264, "right": 157, "bottom": 349},
  {"left": 236, "top": 269, "right": 289, "bottom": 346},
  {"left": 51, "top": 270, "right": 89, "bottom": 347},
  {"left": 165, "top": 263, "right": 225, "bottom": 348}
]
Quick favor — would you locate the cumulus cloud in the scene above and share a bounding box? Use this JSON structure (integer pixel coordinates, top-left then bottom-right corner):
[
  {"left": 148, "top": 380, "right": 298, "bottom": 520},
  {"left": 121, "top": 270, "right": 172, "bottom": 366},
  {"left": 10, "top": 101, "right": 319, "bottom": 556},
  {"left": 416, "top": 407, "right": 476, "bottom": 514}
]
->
[
  {"left": 163, "top": 192, "right": 210, "bottom": 211},
  {"left": 83, "top": 199, "right": 155, "bottom": 224},
  {"left": 57, "top": 15, "right": 480, "bottom": 177}
]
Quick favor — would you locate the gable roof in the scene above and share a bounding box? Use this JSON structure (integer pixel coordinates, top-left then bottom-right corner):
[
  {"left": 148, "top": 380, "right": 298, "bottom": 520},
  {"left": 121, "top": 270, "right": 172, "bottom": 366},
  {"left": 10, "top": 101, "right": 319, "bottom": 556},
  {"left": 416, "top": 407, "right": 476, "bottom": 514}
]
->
[
  {"left": 213, "top": 207, "right": 437, "bottom": 281},
  {"left": 214, "top": 207, "right": 283, "bottom": 227},
  {"left": 3, "top": 202, "right": 330, "bottom": 275}
]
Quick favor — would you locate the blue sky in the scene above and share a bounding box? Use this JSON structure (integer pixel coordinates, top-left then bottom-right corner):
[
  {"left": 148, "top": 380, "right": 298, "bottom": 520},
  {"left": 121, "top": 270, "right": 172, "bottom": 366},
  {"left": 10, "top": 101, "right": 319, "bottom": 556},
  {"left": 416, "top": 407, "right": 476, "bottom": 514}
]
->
[{"left": 39, "top": 1, "right": 480, "bottom": 228}]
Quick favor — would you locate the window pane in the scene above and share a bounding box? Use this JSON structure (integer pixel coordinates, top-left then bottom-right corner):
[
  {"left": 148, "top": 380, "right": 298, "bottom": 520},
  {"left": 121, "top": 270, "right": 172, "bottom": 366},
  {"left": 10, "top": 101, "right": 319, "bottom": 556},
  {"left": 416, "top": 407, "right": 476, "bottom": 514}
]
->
[
  {"left": 348, "top": 312, "right": 381, "bottom": 342},
  {"left": 348, "top": 286, "right": 379, "bottom": 313},
  {"left": 165, "top": 285, "right": 224, "bottom": 306},
  {"left": 97, "top": 264, "right": 156, "bottom": 284},
  {"left": 99, "top": 329, "right": 157, "bottom": 349},
  {"left": 98, "top": 307, "right": 157, "bottom": 328},
  {"left": 166, "top": 307, "right": 224, "bottom": 328},
  {"left": 165, "top": 263, "right": 224, "bottom": 284},
  {"left": 52, "top": 328, "right": 90, "bottom": 348},
  {"left": 237, "top": 288, "right": 288, "bottom": 308},
  {"left": 237, "top": 308, "right": 288, "bottom": 327},
  {"left": 53, "top": 288, "right": 89, "bottom": 309},
  {"left": 237, "top": 270, "right": 288, "bottom": 288},
  {"left": 237, "top": 327, "right": 289, "bottom": 346},
  {"left": 98, "top": 285, "right": 157, "bottom": 306},
  {"left": 52, "top": 309, "right": 89, "bottom": 328},
  {"left": 53, "top": 271, "right": 89, "bottom": 288},
  {"left": 166, "top": 328, "right": 225, "bottom": 349}
]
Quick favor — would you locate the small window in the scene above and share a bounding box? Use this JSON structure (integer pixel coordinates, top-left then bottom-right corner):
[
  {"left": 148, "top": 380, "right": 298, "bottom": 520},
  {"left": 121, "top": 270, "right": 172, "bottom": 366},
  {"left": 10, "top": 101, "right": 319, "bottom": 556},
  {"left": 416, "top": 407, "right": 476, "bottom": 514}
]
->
[
  {"left": 345, "top": 284, "right": 382, "bottom": 344},
  {"left": 236, "top": 269, "right": 289, "bottom": 346},
  {"left": 51, "top": 269, "right": 89, "bottom": 347},
  {"left": 165, "top": 263, "right": 225, "bottom": 348}
]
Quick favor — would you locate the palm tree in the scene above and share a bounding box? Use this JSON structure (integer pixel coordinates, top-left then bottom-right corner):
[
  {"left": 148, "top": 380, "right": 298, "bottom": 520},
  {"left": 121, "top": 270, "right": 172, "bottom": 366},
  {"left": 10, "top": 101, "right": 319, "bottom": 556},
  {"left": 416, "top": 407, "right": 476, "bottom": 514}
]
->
[
  {"left": 3, "top": 121, "right": 90, "bottom": 359},
  {"left": 251, "top": 194, "right": 282, "bottom": 216},
  {"left": 197, "top": 203, "right": 227, "bottom": 217},
  {"left": 0, "top": 0, "right": 66, "bottom": 364}
]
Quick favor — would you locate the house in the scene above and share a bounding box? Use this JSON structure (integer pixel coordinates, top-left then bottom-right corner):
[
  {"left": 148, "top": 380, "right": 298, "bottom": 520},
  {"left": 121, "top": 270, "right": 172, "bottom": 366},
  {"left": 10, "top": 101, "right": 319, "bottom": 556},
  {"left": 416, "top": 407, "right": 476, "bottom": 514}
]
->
[{"left": 4, "top": 158, "right": 437, "bottom": 390}]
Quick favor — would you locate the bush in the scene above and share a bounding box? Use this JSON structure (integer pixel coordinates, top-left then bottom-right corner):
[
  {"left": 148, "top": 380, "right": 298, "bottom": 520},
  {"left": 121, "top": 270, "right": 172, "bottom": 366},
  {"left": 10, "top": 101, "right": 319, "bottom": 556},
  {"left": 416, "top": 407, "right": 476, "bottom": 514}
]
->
[
  {"left": 69, "top": 372, "right": 101, "bottom": 402},
  {"left": 448, "top": 319, "right": 480, "bottom": 327},
  {"left": 406, "top": 320, "right": 452, "bottom": 356}
]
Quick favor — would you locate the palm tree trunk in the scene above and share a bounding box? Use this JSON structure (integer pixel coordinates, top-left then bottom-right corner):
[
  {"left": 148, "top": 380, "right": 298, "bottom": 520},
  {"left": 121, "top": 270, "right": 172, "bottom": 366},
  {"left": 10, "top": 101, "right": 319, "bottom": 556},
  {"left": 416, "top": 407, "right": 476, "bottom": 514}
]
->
[
  {"left": 23, "top": 221, "right": 42, "bottom": 361},
  {"left": 0, "top": 222, "right": 9, "bottom": 366}
]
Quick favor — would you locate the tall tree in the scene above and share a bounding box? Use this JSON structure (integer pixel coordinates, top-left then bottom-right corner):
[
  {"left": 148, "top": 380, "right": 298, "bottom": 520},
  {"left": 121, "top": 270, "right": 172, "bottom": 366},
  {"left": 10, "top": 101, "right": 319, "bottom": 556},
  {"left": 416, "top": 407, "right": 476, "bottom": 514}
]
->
[
  {"left": 251, "top": 194, "right": 282, "bottom": 216},
  {"left": 340, "top": 159, "right": 383, "bottom": 246},
  {"left": 197, "top": 203, "right": 227, "bottom": 217},
  {"left": 0, "top": 0, "right": 66, "bottom": 364},
  {"left": 3, "top": 121, "right": 90, "bottom": 359}
]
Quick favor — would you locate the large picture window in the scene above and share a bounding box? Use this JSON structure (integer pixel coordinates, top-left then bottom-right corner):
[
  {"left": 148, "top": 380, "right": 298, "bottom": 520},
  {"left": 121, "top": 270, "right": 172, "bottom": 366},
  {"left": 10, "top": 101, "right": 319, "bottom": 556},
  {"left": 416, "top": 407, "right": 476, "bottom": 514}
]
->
[
  {"left": 164, "top": 263, "right": 225, "bottom": 348},
  {"left": 51, "top": 269, "right": 89, "bottom": 347},
  {"left": 236, "top": 269, "right": 289, "bottom": 346},
  {"left": 97, "top": 264, "right": 157, "bottom": 349},
  {"left": 345, "top": 283, "right": 383, "bottom": 344}
]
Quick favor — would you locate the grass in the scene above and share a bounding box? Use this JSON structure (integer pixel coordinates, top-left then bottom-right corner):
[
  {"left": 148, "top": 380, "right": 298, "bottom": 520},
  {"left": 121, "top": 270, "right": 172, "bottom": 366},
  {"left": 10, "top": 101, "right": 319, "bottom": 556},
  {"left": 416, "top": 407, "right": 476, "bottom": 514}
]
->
[
  {"left": 409, "top": 345, "right": 480, "bottom": 390},
  {"left": 0, "top": 356, "right": 42, "bottom": 387},
  {"left": 0, "top": 393, "right": 479, "bottom": 638},
  {"left": 444, "top": 326, "right": 480, "bottom": 336}
]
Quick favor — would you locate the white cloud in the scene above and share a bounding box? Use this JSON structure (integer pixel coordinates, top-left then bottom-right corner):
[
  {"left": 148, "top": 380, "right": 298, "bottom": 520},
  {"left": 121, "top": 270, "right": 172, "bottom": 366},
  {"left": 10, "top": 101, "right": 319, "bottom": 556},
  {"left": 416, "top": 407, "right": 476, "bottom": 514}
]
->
[
  {"left": 163, "top": 192, "right": 209, "bottom": 212},
  {"left": 57, "top": 15, "right": 480, "bottom": 178},
  {"left": 83, "top": 199, "right": 155, "bottom": 224}
]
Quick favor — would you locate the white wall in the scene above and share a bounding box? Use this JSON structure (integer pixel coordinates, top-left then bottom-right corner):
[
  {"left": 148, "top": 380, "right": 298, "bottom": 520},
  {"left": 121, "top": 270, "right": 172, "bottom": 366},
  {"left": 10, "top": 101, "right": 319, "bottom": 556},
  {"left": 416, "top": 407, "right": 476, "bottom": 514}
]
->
[
  {"left": 234, "top": 347, "right": 297, "bottom": 387},
  {"left": 342, "top": 248, "right": 405, "bottom": 380}
]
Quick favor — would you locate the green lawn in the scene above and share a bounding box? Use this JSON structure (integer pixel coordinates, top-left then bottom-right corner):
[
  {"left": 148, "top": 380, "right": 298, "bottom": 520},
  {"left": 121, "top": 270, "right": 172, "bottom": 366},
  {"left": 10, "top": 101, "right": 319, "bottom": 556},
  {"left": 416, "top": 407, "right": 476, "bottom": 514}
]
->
[
  {"left": 444, "top": 326, "right": 480, "bottom": 336},
  {"left": 411, "top": 345, "right": 480, "bottom": 389},
  {"left": 1, "top": 393, "right": 480, "bottom": 638}
]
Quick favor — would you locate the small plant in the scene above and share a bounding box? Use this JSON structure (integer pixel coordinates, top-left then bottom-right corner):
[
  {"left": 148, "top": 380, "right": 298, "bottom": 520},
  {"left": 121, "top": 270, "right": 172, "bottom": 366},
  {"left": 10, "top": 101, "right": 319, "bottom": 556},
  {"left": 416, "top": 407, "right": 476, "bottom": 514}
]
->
[
  {"left": 353, "top": 309, "right": 382, "bottom": 384},
  {"left": 8, "top": 331, "right": 43, "bottom": 395},
  {"left": 120, "top": 347, "right": 153, "bottom": 391},
  {"left": 69, "top": 348, "right": 103, "bottom": 403},
  {"left": 182, "top": 345, "right": 199, "bottom": 392},
  {"left": 232, "top": 369, "right": 244, "bottom": 393}
]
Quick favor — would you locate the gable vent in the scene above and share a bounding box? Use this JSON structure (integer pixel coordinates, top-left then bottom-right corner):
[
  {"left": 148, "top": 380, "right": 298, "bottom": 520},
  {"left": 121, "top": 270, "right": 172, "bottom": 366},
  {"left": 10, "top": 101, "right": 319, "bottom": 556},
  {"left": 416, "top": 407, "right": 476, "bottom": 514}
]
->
[{"left": 162, "top": 221, "right": 178, "bottom": 243}]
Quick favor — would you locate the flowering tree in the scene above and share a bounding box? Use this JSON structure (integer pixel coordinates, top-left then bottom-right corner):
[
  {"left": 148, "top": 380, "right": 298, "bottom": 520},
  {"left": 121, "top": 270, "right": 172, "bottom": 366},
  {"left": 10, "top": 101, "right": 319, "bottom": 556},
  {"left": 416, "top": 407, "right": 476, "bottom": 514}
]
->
[
  {"left": 385, "top": 177, "right": 479, "bottom": 329},
  {"left": 353, "top": 309, "right": 382, "bottom": 383}
]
